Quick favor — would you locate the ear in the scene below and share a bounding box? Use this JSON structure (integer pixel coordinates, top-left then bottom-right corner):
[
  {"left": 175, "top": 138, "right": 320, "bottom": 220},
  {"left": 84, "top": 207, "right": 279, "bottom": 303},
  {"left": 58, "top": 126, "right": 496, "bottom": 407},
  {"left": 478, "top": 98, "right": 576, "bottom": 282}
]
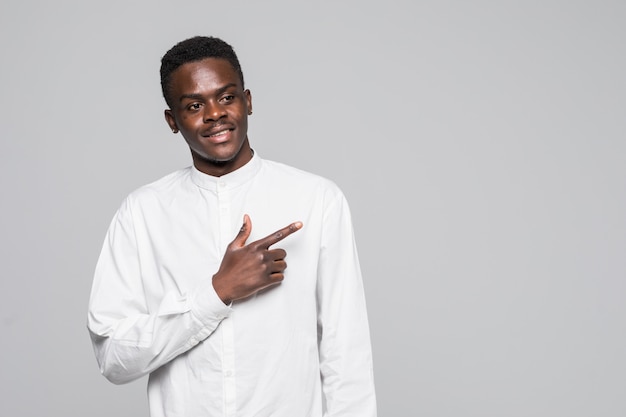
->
[
  {"left": 245, "top": 89, "right": 253, "bottom": 115},
  {"left": 164, "top": 109, "right": 179, "bottom": 133}
]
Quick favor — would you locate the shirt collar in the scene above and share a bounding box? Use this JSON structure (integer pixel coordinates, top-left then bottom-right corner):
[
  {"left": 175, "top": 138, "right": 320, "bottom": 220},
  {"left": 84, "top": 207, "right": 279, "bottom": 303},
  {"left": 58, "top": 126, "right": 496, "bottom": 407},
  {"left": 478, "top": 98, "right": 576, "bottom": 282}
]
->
[{"left": 190, "top": 151, "right": 262, "bottom": 191}]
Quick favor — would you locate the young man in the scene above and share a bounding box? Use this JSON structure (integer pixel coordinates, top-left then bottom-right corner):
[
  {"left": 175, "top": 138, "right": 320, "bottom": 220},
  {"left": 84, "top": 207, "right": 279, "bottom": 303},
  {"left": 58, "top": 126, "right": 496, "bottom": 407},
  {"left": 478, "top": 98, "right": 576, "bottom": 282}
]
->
[{"left": 87, "top": 36, "right": 376, "bottom": 417}]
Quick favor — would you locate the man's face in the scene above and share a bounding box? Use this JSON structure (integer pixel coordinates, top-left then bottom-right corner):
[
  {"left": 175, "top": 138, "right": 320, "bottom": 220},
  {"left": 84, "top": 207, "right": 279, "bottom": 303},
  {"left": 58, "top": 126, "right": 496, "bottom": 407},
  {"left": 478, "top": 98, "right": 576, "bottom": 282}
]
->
[{"left": 165, "top": 58, "right": 253, "bottom": 176}]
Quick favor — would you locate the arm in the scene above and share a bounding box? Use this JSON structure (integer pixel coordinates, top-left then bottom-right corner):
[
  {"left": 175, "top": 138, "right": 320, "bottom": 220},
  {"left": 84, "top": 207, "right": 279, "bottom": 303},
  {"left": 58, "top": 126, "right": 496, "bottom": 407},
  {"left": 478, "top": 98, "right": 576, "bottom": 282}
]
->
[
  {"left": 87, "top": 198, "right": 231, "bottom": 384},
  {"left": 317, "top": 192, "right": 377, "bottom": 416},
  {"left": 87, "top": 201, "right": 301, "bottom": 384}
]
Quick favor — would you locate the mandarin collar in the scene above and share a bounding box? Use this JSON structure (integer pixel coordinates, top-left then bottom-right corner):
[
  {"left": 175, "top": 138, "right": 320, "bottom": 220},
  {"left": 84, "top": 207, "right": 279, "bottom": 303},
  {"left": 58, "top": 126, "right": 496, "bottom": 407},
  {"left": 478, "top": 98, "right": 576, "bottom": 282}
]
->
[{"left": 190, "top": 151, "right": 261, "bottom": 191}]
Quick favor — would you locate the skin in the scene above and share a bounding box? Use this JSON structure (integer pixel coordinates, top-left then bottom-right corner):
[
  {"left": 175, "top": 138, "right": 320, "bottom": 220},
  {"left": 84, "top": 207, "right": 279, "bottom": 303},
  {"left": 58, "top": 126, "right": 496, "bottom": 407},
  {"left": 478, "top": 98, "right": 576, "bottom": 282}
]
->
[
  {"left": 213, "top": 215, "right": 302, "bottom": 304},
  {"left": 163, "top": 58, "right": 302, "bottom": 304},
  {"left": 164, "top": 57, "right": 253, "bottom": 177}
]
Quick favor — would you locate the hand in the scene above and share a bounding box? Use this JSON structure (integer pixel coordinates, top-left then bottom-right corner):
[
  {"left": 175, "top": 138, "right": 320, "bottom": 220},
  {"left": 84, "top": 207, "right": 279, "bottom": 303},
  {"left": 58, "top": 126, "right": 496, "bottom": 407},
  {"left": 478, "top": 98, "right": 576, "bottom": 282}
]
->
[{"left": 212, "top": 214, "right": 303, "bottom": 304}]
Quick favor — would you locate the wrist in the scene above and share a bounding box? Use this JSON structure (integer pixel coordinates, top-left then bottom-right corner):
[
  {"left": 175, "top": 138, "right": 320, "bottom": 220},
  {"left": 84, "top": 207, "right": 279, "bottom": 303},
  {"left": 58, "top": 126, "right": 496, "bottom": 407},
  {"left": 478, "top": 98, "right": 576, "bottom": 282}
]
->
[{"left": 212, "top": 274, "right": 232, "bottom": 305}]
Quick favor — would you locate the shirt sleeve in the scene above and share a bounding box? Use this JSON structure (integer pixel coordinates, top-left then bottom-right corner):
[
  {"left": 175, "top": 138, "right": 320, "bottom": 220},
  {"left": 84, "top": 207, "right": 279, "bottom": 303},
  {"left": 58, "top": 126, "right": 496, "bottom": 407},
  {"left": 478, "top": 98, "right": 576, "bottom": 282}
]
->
[
  {"left": 316, "top": 190, "right": 377, "bottom": 416},
  {"left": 87, "top": 197, "right": 232, "bottom": 385}
]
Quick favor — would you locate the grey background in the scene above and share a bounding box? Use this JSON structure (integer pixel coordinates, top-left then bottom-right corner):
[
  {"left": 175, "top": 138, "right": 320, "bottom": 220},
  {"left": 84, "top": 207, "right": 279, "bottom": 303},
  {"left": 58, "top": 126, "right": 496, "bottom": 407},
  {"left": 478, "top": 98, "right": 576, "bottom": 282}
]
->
[{"left": 1, "top": 1, "right": 624, "bottom": 416}]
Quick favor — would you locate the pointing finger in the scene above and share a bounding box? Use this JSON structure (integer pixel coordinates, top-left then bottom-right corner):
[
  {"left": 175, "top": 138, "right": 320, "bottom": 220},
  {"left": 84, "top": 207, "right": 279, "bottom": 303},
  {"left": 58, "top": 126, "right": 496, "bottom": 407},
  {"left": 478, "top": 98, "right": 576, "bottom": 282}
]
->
[{"left": 255, "top": 221, "right": 303, "bottom": 249}]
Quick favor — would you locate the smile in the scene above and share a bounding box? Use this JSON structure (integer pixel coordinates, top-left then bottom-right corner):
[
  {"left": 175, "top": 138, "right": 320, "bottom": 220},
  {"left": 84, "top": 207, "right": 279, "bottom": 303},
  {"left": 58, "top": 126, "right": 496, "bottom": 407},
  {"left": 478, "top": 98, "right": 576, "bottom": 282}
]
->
[{"left": 208, "top": 129, "right": 231, "bottom": 138}]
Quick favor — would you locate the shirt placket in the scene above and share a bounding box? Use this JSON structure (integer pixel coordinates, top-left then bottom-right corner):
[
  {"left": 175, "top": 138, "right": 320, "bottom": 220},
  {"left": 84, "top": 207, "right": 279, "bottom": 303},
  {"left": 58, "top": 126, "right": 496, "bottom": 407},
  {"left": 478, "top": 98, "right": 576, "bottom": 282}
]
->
[{"left": 217, "top": 179, "right": 236, "bottom": 416}]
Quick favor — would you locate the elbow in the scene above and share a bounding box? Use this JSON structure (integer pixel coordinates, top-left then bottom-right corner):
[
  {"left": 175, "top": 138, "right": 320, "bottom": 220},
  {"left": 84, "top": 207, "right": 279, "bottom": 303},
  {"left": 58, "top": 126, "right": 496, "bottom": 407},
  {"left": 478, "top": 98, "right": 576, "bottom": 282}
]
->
[
  {"left": 99, "top": 361, "right": 141, "bottom": 385},
  {"left": 89, "top": 328, "right": 144, "bottom": 385},
  {"left": 93, "top": 342, "right": 142, "bottom": 385}
]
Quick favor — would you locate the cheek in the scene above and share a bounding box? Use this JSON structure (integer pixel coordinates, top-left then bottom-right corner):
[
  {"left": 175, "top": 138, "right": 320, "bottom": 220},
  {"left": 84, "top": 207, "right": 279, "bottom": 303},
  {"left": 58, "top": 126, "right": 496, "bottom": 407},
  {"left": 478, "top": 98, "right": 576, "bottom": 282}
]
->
[{"left": 180, "top": 114, "right": 202, "bottom": 129}]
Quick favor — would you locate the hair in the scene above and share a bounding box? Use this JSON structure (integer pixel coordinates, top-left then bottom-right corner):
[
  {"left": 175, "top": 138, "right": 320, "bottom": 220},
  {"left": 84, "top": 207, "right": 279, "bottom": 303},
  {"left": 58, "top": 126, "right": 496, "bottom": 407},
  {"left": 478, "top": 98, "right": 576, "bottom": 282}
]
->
[{"left": 160, "top": 36, "right": 245, "bottom": 106}]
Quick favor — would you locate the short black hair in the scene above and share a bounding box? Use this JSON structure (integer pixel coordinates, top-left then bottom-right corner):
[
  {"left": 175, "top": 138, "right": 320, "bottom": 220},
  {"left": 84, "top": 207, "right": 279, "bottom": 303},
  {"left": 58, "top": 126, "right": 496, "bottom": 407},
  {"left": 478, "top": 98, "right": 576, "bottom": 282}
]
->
[{"left": 160, "top": 36, "right": 245, "bottom": 106}]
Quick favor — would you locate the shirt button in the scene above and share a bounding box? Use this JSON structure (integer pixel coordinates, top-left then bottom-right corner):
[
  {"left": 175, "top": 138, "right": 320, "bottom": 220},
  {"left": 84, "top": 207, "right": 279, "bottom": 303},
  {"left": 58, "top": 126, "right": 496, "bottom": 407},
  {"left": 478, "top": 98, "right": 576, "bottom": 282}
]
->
[
  {"left": 224, "top": 370, "right": 233, "bottom": 377},
  {"left": 219, "top": 181, "right": 226, "bottom": 188},
  {"left": 190, "top": 337, "right": 198, "bottom": 345}
]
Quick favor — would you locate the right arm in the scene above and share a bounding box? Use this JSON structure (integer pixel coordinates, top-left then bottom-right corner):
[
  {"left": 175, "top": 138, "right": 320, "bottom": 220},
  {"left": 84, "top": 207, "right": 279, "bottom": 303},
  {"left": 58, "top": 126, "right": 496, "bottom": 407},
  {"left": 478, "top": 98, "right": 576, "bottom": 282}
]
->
[
  {"left": 87, "top": 205, "right": 301, "bottom": 384},
  {"left": 87, "top": 198, "right": 232, "bottom": 384}
]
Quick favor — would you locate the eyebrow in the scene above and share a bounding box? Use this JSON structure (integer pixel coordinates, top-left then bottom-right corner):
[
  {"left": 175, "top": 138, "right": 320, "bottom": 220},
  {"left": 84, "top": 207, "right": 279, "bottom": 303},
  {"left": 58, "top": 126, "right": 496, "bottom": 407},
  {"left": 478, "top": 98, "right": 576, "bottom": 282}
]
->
[{"left": 178, "top": 83, "right": 239, "bottom": 102}]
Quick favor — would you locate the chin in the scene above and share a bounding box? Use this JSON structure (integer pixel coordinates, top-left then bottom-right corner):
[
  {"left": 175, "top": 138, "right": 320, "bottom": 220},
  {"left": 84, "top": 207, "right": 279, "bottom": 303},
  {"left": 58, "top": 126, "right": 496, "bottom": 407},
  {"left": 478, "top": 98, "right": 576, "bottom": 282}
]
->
[
  {"left": 190, "top": 140, "right": 249, "bottom": 170},
  {"left": 196, "top": 148, "right": 240, "bottom": 165}
]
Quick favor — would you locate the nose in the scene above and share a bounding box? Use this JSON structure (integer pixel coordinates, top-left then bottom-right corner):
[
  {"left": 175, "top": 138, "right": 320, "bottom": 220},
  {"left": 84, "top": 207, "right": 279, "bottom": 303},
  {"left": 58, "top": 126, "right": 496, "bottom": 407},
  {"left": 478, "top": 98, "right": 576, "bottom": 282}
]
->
[{"left": 203, "top": 101, "right": 226, "bottom": 122}]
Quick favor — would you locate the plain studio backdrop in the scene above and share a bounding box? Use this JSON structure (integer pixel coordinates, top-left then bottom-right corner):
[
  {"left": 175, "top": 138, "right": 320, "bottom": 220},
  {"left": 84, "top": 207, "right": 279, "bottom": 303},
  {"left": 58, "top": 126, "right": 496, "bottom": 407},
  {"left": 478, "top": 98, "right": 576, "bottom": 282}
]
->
[{"left": 1, "top": 1, "right": 624, "bottom": 416}]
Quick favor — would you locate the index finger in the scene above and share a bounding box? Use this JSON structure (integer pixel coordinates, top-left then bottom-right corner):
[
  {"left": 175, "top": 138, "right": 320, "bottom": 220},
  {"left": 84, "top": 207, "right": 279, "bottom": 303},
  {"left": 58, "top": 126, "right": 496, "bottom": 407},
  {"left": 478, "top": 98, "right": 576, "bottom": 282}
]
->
[{"left": 255, "top": 221, "right": 303, "bottom": 249}]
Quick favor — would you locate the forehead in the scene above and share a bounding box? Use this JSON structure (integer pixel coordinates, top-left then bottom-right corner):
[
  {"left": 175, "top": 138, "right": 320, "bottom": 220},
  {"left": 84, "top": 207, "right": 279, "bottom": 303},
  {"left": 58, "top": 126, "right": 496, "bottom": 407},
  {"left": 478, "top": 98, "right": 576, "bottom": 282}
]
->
[{"left": 169, "top": 57, "right": 241, "bottom": 95}]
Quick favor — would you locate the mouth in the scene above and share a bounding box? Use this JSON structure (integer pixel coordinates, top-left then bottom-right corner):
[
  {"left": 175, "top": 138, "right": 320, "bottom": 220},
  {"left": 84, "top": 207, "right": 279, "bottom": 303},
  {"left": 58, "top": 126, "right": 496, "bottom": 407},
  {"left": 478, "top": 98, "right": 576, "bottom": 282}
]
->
[
  {"left": 202, "top": 126, "right": 234, "bottom": 142},
  {"left": 208, "top": 128, "right": 231, "bottom": 137}
]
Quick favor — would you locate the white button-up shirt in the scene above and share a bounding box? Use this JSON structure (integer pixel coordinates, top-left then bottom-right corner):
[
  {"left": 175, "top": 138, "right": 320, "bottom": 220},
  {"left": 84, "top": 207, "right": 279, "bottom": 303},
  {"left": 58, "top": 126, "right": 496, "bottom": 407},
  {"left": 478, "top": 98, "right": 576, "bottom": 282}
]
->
[{"left": 87, "top": 153, "right": 377, "bottom": 416}]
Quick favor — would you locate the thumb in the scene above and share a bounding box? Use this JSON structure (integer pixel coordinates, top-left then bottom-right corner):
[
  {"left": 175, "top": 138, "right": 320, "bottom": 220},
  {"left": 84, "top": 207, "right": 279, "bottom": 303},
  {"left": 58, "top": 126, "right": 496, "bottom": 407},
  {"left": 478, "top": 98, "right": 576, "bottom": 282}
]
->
[{"left": 231, "top": 214, "right": 252, "bottom": 248}]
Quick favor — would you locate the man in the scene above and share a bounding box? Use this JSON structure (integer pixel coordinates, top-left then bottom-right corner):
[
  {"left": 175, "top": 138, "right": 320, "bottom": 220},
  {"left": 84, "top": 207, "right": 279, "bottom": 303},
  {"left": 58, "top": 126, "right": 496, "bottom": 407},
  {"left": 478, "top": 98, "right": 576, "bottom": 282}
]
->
[{"left": 87, "top": 36, "right": 376, "bottom": 417}]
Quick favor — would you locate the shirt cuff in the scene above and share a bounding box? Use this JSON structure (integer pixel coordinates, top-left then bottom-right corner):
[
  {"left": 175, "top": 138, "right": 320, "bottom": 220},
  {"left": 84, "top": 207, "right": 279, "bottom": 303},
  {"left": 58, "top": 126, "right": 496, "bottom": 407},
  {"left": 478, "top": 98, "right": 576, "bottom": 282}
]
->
[{"left": 189, "top": 277, "right": 233, "bottom": 328}]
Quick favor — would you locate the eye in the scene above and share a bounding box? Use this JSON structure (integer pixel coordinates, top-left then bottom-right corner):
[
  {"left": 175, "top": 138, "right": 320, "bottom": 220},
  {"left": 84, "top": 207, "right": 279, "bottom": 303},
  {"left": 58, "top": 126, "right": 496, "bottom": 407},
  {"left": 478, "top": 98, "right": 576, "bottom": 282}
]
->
[
  {"left": 221, "top": 95, "right": 235, "bottom": 103},
  {"left": 186, "top": 103, "right": 202, "bottom": 111}
]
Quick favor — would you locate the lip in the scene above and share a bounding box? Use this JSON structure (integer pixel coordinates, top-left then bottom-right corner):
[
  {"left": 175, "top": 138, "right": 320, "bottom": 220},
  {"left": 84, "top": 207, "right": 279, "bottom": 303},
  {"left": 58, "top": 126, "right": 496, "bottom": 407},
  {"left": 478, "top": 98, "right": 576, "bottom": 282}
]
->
[{"left": 201, "top": 126, "right": 235, "bottom": 143}]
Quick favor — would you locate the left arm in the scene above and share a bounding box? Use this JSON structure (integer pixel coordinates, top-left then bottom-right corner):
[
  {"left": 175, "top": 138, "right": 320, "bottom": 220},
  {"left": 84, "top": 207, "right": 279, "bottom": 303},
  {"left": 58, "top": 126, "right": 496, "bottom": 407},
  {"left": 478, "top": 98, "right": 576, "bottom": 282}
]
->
[{"left": 316, "top": 190, "right": 377, "bottom": 416}]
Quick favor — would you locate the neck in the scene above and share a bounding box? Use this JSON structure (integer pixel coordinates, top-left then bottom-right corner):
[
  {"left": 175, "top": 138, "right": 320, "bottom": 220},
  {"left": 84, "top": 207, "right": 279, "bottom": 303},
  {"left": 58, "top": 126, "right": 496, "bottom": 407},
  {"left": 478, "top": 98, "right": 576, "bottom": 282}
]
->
[{"left": 192, "top": 140, "right": 253, "bottom": 177}]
